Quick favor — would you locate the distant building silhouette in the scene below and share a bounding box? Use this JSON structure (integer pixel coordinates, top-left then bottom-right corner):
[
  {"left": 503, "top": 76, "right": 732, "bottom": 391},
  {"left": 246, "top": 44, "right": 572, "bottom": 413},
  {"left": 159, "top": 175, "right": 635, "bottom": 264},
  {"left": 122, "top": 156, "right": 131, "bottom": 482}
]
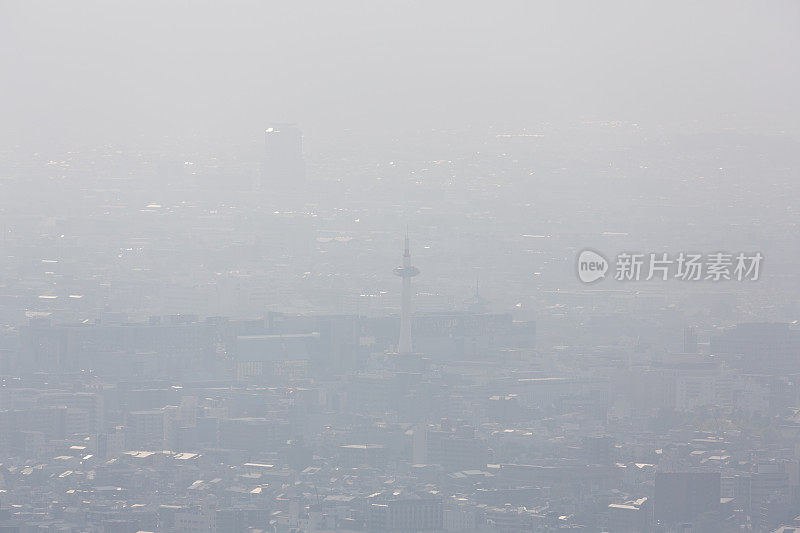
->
[
  {"left": 712, "top": 322, "right": 800, "bottom": 373},
  {"left": 684, "top": 326, "right": 698, "bottom": 354},
  {"left": 261, "top": 124, "right": 305, "bottom": 188},
  {"left": 467, "top": 277, "right": 488, "bottom": 313},
  {"left": 655, "top": 471, "right": 720, "bottom": 524}
]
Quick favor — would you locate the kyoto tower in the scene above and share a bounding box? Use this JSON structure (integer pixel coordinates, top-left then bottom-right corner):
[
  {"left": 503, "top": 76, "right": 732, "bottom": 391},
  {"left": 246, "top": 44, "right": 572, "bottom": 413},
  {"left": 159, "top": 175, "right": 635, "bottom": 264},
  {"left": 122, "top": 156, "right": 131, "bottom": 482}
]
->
[{"left": 393, "top": 234, "right": 420, "bottom": 354}]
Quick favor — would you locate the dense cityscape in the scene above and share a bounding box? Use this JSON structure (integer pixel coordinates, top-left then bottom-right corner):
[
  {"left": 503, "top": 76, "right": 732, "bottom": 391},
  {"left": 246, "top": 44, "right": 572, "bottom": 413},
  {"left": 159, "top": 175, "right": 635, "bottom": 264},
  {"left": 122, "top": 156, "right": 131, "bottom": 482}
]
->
[
  {"left": 2, "top": 1, "right": 800, "bottom": 532},
  {"left": 0, "top": 120, "right": 799, "bottom": 532}
]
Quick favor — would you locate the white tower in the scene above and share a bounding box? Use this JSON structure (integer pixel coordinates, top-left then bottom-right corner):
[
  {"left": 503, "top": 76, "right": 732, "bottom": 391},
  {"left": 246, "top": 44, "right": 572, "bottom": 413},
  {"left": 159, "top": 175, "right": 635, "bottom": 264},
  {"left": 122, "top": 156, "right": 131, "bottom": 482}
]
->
[{"left": 393, "top": 234, "right": 420, "bottom": 354}]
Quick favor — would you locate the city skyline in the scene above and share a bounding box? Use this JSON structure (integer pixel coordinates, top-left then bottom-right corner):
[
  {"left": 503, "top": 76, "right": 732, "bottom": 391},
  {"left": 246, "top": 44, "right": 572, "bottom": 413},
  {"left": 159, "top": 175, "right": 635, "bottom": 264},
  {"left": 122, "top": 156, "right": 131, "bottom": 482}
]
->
[{"left": 1, "top": 1, "right": 799, "bottom": 532}]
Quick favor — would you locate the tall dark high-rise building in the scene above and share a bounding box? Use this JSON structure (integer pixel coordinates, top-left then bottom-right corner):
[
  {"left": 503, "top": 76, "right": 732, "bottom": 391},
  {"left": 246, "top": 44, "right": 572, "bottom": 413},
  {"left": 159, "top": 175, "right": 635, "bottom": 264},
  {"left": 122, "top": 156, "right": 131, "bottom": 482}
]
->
[
  {"left": 261, "top": 124, "right": 305, "bottom": 187},
  {"left": 684, "top": 326, "right": 698, "bottom": 354},
  {"left": 655, "top": 472, "right": 720, "bottom": 524}
]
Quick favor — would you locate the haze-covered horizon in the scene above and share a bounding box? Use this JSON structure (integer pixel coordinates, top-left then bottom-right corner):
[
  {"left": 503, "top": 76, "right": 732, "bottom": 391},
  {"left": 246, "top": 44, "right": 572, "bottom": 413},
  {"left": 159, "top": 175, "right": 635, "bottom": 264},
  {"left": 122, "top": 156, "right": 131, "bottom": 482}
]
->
[{"left": 2, "top": 0, "right": 799, "bottom": 152}]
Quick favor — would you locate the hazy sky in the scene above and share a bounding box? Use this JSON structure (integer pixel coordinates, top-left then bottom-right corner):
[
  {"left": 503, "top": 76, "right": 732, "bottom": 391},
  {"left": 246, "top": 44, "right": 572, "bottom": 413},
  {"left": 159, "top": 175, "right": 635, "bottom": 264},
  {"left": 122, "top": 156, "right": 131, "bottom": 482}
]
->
[{"left": 2, "top": 1, "right": 798, "bottom": 150}]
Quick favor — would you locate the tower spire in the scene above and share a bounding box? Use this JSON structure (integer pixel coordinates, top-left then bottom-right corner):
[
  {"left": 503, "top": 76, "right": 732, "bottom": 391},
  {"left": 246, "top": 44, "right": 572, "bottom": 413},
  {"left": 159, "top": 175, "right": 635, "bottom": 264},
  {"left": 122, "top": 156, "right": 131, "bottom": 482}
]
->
[{"left": 394, "top": 233, "right": 420, "bottom": 354}]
